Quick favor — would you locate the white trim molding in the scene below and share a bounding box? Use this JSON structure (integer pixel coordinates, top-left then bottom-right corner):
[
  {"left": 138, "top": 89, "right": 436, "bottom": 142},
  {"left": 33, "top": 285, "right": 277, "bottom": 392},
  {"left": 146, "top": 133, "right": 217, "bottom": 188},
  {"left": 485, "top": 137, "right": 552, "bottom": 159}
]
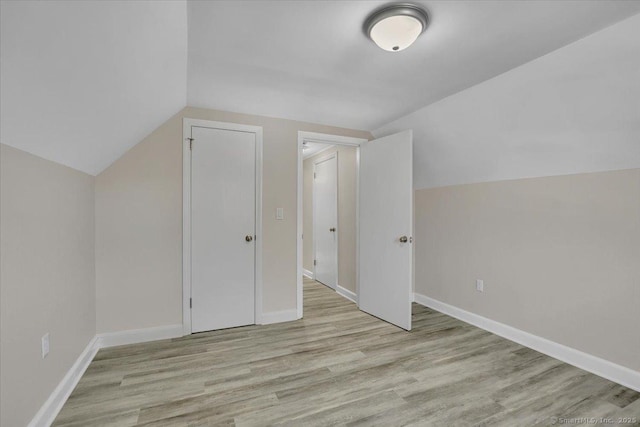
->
[
  {"left": 182, "top": 121, "right": 192, "bottom": 335},
  {"left": 303, "top": 268, "right": 314, "bottom": 279},
  {"left": 260, "top": 309, "right": 298, "bottom": 325},
  {"left": 29, "top": 323, "right": 187, "bottom": 426},
  {"left": 96, "top": 324, "right": 183, "bottom": 348},
  {"left": 413, "top": 293, "right": 640, "bottom": 393},
  {"left": 336, "top": 285, "right": 357, "bottom": 304},
  {"left": 297, "top": 131, "right": 368, "bottom": 319},
  {"left": 29, "top": 313, "right": 307, "bottom": 426},
  {"left": 183, "top": 118, "right": 264, "bottom": 333},
  {"left": 27, "top": 336, "right": 99, "bottom": 427}
]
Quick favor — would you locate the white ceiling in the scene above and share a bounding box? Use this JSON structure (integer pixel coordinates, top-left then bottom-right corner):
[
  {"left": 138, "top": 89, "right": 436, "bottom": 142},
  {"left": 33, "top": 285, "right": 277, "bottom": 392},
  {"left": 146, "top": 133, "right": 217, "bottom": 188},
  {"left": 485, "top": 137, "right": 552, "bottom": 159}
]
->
[
  {"left": 374, "top": 13, "right": 640, "bottom": 189},
  {"left": 187, "top": 0, "right": 640, "bottom": 131},
  {"left": 0, "top": 0, "right": 187, "bottom": 175},
  {"left": 303, "top": 142, "right": 334, "bottom": 160},
  {"left": 2, "top": 1, "right": 639, "bottom": 176}
]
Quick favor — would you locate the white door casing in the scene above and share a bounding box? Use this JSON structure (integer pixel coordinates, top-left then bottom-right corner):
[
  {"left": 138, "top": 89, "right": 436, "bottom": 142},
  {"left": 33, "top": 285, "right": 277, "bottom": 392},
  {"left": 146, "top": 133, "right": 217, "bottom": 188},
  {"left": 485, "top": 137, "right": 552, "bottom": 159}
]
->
[
  {"left": 358, "top": 130, "right": 413, "bottom": 331},
  {"left": 183, "top": 119, "right": 263, "bottom": 335},
  {"left": 313, "top": 153, "right": 338, "bottom": 289}
]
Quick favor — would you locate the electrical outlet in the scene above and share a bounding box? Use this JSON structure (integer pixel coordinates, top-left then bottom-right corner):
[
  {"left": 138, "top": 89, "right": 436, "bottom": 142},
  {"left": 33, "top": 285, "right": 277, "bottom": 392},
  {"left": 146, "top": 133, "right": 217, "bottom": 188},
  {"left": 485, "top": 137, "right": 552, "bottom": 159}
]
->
[
  {"left": 42, "top": 333, "right": 50, "bottom": 358},
  {"left": 476, "top": 279, "right": 484, "bottom": 292}
]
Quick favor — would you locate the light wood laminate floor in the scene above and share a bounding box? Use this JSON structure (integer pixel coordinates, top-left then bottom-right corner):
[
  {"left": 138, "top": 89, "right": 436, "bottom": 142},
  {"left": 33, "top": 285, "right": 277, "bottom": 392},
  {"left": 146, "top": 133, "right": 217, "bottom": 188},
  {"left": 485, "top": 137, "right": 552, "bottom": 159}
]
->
[{"left": 54, "top": 278, "right": 640, "bottom": 426}]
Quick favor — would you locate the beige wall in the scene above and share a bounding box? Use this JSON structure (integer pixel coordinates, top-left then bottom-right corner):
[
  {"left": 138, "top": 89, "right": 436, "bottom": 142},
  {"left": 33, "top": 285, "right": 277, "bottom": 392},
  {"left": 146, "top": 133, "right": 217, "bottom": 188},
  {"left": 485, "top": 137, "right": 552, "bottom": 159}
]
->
[
  {"left": 95, "top": 107, "right": 371, "bottom": 333},
  {"left": 415, "top": 168, "right": 640, "bottom": 372},
  {"left": 303, "top": 145, "right": 358, "bottom": 292},
  {"left": 0, "top": 144, "right": 96, "bottom": 427},
  {"left": 95, "top": 112, "right": 183, "bottom": 332}
]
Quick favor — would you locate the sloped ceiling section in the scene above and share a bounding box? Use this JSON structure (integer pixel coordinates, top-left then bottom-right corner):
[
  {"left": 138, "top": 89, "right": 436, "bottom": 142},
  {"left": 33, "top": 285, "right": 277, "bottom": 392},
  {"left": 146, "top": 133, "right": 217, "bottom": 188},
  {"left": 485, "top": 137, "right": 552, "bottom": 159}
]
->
[
  {"left": 0, "top": 0, "right": 187, "bottom": 175},
  {"left": 374, "top": 14, "right": 640, "bottom": 190},
  {"left": 3, "top": 1, "right": 639, "bottom": 177},
  {"left": 187, "top": 0, "right": 640, "bottom": 131}
]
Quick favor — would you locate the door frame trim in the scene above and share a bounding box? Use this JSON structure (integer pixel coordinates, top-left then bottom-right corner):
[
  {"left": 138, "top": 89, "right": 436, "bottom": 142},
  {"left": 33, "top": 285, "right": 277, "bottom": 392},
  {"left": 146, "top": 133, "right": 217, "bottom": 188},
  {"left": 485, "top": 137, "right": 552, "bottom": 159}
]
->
[
  {"left": 312, "top": 151, "right": 338, "bottom": 289},
  {"left": 183, "top": 118, "right": 264, "bottom": 335},
  {"left": 297, "top": 131, "right": 368, "bottom": 319}
]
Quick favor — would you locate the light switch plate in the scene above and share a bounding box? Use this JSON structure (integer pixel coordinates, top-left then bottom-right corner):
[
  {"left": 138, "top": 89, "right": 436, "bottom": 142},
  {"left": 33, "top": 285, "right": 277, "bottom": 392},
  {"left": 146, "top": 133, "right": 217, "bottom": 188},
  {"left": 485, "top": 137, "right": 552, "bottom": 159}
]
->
[
  {"left": 476, "top": 279, "right": 484, "bottom": 292},
  {"left": 42, "top": 333, "right": 50, "bottom": 358},
  {"left": 276, "top": 208, "right": 284, "bottom": 220}
]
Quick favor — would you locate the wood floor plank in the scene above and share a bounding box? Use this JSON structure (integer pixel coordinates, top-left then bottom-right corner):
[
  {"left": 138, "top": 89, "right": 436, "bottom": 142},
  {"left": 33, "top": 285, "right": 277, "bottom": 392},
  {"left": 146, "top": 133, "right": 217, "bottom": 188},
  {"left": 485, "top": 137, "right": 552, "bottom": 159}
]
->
[{"left": 53, "top": 278, "right": 640, "bottom": 426}]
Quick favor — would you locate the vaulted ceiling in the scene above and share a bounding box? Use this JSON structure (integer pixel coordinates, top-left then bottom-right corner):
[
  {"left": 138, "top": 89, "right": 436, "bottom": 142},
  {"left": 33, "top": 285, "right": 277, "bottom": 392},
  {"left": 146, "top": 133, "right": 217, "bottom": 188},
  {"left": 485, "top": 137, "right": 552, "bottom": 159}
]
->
[
  {"left": 187, "top": 0, "right": 640, "bottom": 130},
  {"left": 1, "top": 1, "right": 187, "bottom": 175},
  {"left": 2, "top": 1, "right": 639, "bottom": 176},
  {"left": 374, "top": 13, "right": 640, "bottom": 188}
]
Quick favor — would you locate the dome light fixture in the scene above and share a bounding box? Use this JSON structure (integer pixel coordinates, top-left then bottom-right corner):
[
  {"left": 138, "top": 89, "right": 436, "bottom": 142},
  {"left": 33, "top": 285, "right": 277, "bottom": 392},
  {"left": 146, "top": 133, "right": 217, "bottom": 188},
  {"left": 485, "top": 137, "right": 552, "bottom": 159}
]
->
[{"left": 364, "top": 3, "right": 429, "bottom": 52}]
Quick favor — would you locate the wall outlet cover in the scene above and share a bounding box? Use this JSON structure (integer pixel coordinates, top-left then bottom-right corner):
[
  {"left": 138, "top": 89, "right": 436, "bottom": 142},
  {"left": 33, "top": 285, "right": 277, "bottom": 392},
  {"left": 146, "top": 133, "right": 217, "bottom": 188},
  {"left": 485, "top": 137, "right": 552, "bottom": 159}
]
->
[{"left": 476, "top": 279, "right": 484, "bottom": 292}]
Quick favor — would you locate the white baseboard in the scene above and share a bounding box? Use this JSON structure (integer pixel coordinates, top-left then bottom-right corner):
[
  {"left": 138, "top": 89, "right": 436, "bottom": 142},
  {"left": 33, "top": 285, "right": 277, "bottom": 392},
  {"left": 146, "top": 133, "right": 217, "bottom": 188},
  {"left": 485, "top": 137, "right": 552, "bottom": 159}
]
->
[
  {"left": 336, "top": 285, "right": 357, "bottom": 304},
  {"left": 260, "top": 309, "right": 298, "bottom": 325},
  {"left": 28, "top": 336, "right": 99, "bottom": 427},
  {"left": 413, "top": 292, "right": 640, "bottom": 393},
  {"left": 96, "top": 324, "right": 183, "bottom": 348},
  {"left": 303, "top": 269, "right": 314, "bottom": 279},
  {"left": 31, "top": 315, "right": 307, "bottom": 425},
  {"left": 29, "top": 324, "right": 186, "bottom": 426}
]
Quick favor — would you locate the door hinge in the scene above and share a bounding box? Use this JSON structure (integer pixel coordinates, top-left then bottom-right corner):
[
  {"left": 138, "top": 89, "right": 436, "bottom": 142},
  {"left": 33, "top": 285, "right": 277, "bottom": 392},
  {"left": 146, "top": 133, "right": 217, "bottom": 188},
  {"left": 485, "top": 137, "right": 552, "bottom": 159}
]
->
[
  {"left": 189, "top": 298, "right": 192, "bottom": 309},
  {"left": 187, "top": 138, "right": 194, "bottom": 150},
  {"left": 314, "top": 259, "right": 317, "bottom": 266}
]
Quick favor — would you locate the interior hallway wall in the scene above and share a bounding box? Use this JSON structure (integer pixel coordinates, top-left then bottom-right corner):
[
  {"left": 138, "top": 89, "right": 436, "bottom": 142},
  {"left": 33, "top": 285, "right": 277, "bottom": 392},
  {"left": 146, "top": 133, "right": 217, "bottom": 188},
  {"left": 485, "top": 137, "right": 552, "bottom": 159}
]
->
[
  {"left": 95, "top": 107, "right": 371, "bottom": 333},
  {"left": 0, "top": 145, "right": 96, "bottom": 427},
  {"left": 303, "top": 145, "right": 358, "bottom": 293}
]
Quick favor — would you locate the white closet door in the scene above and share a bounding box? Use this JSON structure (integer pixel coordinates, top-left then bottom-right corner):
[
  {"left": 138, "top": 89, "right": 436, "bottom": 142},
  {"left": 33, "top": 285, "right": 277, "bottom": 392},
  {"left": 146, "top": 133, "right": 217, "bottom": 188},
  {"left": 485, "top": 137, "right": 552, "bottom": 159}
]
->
[
  {"left": 359, "top": 130, "right": 413, "bottom": 331},
  {"left": 191, "top": 126, "right": 256, "bottom": 332},
  {"left": 313, "top": 154, "right": 338, "bottom": 289}
]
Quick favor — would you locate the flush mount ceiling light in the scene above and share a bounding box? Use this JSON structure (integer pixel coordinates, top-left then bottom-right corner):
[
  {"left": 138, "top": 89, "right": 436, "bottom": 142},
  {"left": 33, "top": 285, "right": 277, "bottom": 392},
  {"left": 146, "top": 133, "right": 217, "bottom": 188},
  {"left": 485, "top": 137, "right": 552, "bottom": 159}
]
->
[{"left": 365, "top": 3, "right": 429, "bottom": 52}]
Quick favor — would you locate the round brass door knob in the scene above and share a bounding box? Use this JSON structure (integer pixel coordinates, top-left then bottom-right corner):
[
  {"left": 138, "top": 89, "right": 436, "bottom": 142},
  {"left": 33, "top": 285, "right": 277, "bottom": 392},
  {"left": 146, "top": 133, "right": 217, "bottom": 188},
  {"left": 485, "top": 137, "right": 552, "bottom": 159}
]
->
[
  {"left": 399, "top": 236, "right": 408, "bottom": 243},
  {"left": 245, "top": 235, "right": 253, "bottom": 242}
]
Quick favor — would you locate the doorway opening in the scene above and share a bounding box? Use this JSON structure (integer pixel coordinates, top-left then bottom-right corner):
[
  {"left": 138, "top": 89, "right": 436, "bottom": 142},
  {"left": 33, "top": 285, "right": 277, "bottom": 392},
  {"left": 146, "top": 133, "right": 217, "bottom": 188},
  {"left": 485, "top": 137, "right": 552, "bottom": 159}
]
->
[{"left": 296, "top": 132, "right": 367, "bottom": 318}]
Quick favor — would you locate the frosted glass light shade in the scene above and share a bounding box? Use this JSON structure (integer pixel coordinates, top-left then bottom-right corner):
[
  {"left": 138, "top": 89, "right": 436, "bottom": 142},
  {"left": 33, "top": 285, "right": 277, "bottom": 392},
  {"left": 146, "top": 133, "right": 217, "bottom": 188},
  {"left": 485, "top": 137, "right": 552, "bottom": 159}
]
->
[
  {"left": 365, "top": 4, "right": 428, "bottom": 52},
  {"left": 369, "top": 15, "right": 423, "bottom": 52}
]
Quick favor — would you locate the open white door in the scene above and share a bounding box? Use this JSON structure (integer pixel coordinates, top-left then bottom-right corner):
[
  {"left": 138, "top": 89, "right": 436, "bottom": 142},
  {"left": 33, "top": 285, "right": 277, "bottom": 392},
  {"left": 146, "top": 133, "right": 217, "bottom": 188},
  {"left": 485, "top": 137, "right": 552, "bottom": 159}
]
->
[{"left": 359, "top": 130, "right": 413, "bottom": 330}]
